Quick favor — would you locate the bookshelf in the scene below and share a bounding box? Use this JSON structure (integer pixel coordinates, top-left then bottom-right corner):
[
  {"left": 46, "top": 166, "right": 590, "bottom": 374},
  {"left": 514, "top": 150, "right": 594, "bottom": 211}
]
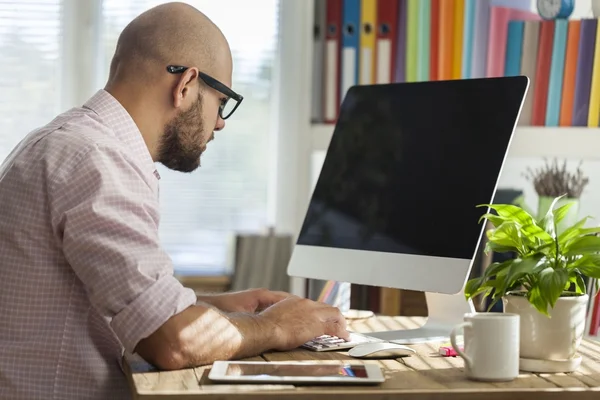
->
[
  {"left": 311, "top": 124, "right": 600, "bottom": 159},
  {"left": 274, "top": 1, "right": 599, "bottom": 302}
]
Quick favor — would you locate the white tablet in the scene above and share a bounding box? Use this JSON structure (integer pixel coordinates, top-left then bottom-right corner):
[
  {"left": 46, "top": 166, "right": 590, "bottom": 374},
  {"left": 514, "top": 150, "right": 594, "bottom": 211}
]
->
[{"left": 208, "top": 361, "right": 385, "bottom": 385}]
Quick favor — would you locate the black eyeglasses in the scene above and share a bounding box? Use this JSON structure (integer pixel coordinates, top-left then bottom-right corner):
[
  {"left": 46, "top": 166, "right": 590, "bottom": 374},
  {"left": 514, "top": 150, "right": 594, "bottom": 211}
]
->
[{"left": 166, "top": 65, "right": 243, "bottom": 120}]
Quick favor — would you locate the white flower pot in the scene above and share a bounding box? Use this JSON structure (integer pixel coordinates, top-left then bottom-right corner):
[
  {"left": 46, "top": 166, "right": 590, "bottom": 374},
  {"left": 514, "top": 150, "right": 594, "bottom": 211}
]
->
[{"left": 502, "top": 293, "right": 588, "bottom": 360}]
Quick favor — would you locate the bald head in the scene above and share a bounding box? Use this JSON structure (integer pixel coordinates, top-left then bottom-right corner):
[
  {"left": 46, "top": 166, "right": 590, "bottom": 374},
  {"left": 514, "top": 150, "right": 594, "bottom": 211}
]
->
[{"left": 107, "top": 2, "right": 231, "bottom": 85}]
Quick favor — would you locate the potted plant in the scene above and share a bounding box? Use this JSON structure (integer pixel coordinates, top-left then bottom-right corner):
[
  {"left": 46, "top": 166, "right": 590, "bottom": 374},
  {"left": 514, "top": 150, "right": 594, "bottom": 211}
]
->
[
  {"left": 523, "top": 158, "right": 589, "bottom": 232},
  {"left": 464, "top": 195, "right": 600, "bottom": 371}
]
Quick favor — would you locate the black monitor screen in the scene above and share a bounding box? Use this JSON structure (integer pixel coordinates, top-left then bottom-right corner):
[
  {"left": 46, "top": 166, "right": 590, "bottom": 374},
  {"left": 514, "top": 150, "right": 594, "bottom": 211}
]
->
[{"left": 297, "top": 77, "right": 527, "bottom": 260}]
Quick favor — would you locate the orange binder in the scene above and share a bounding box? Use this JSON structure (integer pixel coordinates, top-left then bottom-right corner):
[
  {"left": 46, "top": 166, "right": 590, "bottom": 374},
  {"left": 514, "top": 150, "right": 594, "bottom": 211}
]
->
[
  {"left": 452, "top": 0, "right": 464, "bottom": 79},
  {"left": 559, "top": 20, "right": 581, "bottom": 126}
]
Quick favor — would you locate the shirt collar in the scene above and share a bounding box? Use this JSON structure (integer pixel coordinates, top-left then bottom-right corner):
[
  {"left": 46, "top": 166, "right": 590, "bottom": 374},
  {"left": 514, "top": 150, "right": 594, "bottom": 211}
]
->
[{"left": 83, "top": 89, "right": 160, "bottom": 180}]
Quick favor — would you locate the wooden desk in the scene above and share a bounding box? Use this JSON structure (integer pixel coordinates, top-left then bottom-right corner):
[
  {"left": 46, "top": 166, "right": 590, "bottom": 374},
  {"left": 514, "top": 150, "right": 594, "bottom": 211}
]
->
[{"left": 125, "top": 316, "right": 600, "bottom": 399}]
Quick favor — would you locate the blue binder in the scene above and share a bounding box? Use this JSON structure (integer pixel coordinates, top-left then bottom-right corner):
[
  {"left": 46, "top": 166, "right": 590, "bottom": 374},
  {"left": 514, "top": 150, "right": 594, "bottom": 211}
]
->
[{"left": 341, "top": 0, "right": 360, "bottom": 102}]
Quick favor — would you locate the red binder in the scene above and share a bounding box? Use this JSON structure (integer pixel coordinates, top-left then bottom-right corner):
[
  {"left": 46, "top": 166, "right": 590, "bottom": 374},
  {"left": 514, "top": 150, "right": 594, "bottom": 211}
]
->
[
  {"left": 430, "top": 0, "right": 440, "bottom": 81},
  {"left": 375, "top": 0, "right": 399, "bottom": 84},
  {"left": 323, "top": 0, "right": 343, "bottom": 123},
  {"left": 531, "top": 20, "right": 555, "bottom": 126}
]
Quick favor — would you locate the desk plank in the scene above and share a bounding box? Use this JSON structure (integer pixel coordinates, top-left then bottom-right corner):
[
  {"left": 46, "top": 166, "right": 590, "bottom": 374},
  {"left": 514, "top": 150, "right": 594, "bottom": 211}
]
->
[{"left": 125, "top": 353, "right": 203, "bottom": 395}]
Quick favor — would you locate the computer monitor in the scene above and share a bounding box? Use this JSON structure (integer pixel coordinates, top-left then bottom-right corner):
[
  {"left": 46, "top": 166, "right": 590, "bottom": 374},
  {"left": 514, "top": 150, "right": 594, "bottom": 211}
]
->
[{"left": 287, "top": 76, "right": 529, "bottom": 344}]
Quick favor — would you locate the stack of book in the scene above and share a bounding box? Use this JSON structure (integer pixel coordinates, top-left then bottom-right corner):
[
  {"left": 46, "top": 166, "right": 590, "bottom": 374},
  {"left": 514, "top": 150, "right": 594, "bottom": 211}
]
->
[{"left": 312, "top": 0, "right": 600, "bottom": 127}]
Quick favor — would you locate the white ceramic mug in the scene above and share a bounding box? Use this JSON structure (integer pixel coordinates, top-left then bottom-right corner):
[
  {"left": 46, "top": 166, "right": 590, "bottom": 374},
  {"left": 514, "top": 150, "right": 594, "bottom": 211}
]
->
[{"left": 450, "top": 312, "right": 520, "bottom": 382}]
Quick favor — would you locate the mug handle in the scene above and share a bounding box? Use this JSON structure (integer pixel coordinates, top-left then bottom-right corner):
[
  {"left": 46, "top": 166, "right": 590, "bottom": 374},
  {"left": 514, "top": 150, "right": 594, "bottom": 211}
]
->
[{"left": 450, "top": 322, "right": 473, "bottom": 369}]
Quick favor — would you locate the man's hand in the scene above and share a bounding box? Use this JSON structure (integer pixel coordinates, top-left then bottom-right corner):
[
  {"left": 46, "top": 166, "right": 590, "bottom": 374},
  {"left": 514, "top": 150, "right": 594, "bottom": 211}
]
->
[
  {"left": 197, "top": 288, "right": 290, "bottom": 313},
  {"left": 258, "top": 295, "right": 350, "bottom": 350}
]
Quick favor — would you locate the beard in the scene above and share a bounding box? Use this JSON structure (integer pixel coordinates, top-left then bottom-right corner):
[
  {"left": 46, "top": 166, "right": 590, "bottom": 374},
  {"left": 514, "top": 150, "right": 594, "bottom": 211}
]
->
[{"left": 157, "top": 94, "right": 208, "bottom": 173}]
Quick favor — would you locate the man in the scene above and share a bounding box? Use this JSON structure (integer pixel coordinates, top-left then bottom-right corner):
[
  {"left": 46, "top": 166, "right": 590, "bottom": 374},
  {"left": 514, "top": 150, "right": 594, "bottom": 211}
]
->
[{"left": 0, "top": 3, "right": 348, "bottom": 399}]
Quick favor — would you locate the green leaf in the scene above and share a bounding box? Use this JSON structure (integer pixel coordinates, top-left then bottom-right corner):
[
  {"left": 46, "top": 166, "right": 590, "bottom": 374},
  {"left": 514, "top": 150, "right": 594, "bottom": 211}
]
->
[
  {"left": 485, "top": 241, "right": 518, "bottom": 254},
  {"left": 478, "top": 203, "right": 536, "bottom": 226},
  {"left": 575, "top": 264, "right": 600, "bottom": 280},
  {"left": 538, "top": 267, "right": 569, "bottom": 308},
  {"left": 568, "top": 254, "right": 600, "bottom": 269},
  {"left": 557, "top": 216, "right": 592, "bottom": 244},
  {"left": 481, "top": 259, "right": 514, "bottom": 279},
  {"left": 497, "top": 256, "right": 543, "bottom": 296},
  {"left": 529, "top": 242, "right": 556, "bottom": 257},
  {"left": 520, "top": 223, "right": 553, "bottom": 244},
  {"left": 553, "top": 202, "right": 576, "bottom": 224},
  {"left": 487, "top": 222, "right": 525, "bottom": 254},
  {"left": 478, "top": 213, "right": 506, "bottom": 227},
  {"left": 464, "top": 277, "right": 483, "bottom": 299},
  {"left": 575, "top": 274, "right": 587, "bottom": 294},
  {"left": 564, "top": 235, "right": 600, "bottom": 256},
  {"left": 527, "top": 285, "right": 549, "bottom": 316},
  {"left": 564, "top": 272, "right": 586, "bottom": 294},
  {"left": 531, "top": 256, "right": 552, "bottom": 274}
]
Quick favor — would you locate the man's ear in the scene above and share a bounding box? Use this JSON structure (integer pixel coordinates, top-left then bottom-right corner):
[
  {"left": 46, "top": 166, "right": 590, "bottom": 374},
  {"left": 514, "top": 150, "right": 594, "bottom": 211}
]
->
[{"left": 172, "top": 67, "right": 199, "bottom": 108}]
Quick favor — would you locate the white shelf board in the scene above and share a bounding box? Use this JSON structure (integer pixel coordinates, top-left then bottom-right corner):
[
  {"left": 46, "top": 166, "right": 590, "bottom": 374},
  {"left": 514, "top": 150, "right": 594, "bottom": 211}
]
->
[{"left": 311, "top": 124, "right": 600, "bottom": 160}]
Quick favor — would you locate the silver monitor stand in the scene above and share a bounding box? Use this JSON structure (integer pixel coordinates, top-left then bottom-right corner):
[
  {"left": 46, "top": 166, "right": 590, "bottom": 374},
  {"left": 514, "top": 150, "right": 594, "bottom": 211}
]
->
[{"left": 367, "top": 290, "right": 475, "bottom": 344}]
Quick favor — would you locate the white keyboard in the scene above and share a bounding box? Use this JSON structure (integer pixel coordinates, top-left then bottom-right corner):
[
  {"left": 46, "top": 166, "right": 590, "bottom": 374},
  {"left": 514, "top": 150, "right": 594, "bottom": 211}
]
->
[{"left": 301, "top": 331, "right": 384, "bottom": 352}]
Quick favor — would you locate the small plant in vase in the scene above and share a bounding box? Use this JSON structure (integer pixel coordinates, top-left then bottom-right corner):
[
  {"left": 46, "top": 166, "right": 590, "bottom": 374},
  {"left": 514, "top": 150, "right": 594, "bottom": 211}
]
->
[
  {"left": 523, "top": 158, "right": 589, "bottom": 232},
  {"left": 464, "top": 195, "right": 600, "bottom": 373}
]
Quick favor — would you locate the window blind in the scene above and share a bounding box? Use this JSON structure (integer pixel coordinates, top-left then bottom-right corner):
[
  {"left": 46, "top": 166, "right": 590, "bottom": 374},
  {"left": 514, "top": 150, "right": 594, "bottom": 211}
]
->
[
  {"left": 0, "top": 0, "right": 62, "bottom": 162},
  {"left": 100, "top": 0, "right": 280, "bottom": 275}
]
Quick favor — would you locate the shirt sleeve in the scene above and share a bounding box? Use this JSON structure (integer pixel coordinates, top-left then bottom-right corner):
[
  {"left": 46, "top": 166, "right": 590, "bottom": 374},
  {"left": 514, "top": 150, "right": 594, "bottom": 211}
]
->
[{"left": 48, "top": 142, "right": 197, "bottom": 354}]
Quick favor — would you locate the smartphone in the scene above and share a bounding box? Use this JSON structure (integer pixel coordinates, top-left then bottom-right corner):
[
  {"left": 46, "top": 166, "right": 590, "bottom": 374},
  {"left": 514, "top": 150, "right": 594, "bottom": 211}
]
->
[{"left": 208, "top": 361, "right": 385, "bottom": 385}]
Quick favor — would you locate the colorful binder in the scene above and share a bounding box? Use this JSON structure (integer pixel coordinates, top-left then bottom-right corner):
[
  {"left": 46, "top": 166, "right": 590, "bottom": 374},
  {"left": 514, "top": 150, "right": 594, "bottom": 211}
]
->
[
  {"left": 588, "top": 19, "right": 600, "bottom": 127},
  {"left": 416, "top": 0, "right": 431, "bottom": 81},
  {"left": 341, "top": 0, "right": 360, "bottom": 102},
  {"left": 452, "top": 0, "right": 464, "bottom": 79},
  {"left": 559, "top": 20, "right": 581, "bottom": 127},
  {"left": 461, "top": 0, "right": 476, "bottom": 79},
  {"left": 572, "top": 19, "right": 598, "bottom": 127},
  {"left": 405, "top": 0, "right": 419, "bottom": 82},
  {"left": 359, "top": 0, "right": 377, "bottom": 85},
  {"left": 437, "top": 0, "right": 454, "bottom": 80},
  {"left": 518, "top": 20, "right": 540, "bottom": 126},
  {"left": 394, "top": 0, "right": 408, "bottom": 82},
  {"left": 429, "top": 0, "right": 440, "bottom": 80},
  {"left": 376, "top": 0, "right": 400, "bottom": 83},
  {"left": 311, "top": 0, "right": 327, "bottom": 123},
  {"left": 504, "top": 20, "right": 524, "bottom": 77},
  {"left": 545, "top": 19, "right": 568, "bottom": 127},
  {"left": 531, "top": 20, "right": 555, "bottom": 126},
  {"left": 323, "top": 0, "right": 343, "bottom": 124}
]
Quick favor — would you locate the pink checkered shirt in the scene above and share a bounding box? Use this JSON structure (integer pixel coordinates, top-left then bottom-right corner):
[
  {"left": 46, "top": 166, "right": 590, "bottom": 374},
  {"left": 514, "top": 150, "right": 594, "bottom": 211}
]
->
[{"left": 0, "top": 90, "right": 197, "bottom": 399}]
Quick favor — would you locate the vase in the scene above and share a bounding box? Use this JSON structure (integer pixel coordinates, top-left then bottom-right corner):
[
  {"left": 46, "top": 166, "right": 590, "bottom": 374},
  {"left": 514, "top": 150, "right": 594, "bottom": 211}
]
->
[
  {"left": 502, "top": 293, "right": 588, "bottom": 372},
  {"left": 537, "top": 196, "right": 579, "bottom": 234}
]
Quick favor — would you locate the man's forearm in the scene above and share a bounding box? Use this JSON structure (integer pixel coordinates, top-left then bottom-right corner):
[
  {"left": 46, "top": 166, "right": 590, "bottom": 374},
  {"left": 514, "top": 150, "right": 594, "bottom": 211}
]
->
[
  {"left": 136, "top": 304, "right": 279, "bottom": 370},
  {"left": 178, "top": 306, "right": 278, "bottom": 367}
]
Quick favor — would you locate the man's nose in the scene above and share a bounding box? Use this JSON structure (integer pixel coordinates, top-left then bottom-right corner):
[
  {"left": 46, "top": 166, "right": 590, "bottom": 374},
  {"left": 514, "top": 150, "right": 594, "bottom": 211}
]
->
[{"left": 215, "top": 117, "right": 225, "bottom": 131}]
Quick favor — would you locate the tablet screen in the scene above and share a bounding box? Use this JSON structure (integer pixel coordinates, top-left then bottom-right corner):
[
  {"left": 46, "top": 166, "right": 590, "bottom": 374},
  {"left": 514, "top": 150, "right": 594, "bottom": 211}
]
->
[{"left": 225, "top": 363, "right": 368, "bottom": 378}]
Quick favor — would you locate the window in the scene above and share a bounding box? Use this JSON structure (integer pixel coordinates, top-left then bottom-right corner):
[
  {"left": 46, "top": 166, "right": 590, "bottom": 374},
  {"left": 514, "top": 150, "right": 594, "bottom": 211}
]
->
[
  {"left": 0, "top": 0, "right": 62, "bottom": 162},
  {"left": 0, "top": 0, "right": 279, "bottom": 276},
  {"left": 99, "top": 0, "right": 280, "bottom": 274}
]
